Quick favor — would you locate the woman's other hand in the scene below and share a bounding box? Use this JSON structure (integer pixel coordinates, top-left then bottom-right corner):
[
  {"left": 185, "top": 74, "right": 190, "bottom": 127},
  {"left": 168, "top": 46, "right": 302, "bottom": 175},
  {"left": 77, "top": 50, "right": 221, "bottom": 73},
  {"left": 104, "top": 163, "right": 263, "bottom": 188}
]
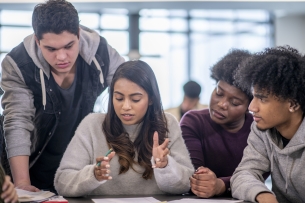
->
[{"left": 94, "top": 151, "right": 115, "bottom": 181}]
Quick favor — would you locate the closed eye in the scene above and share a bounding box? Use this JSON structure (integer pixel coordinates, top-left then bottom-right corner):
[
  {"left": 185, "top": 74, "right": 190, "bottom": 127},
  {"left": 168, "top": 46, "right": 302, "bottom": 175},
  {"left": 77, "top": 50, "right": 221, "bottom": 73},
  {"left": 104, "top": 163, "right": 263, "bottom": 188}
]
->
[
  {"left": 231, "top": 102, "right": 241, "bottom": 106},
  {"left": 47, "top": 48, "right": 56, "bottom": 52},
  {"left": 132, "top": 99, "right": 140, "bottom": 103},
  {"left": 65, "top": 45, "right": 73, "bottom": 49}
]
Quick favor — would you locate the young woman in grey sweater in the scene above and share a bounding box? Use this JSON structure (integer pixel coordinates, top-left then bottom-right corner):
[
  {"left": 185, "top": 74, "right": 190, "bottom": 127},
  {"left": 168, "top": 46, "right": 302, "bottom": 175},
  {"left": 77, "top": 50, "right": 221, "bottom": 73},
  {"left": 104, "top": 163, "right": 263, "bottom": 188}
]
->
[{"left": 54, "top": 60, "right": 194, "bottom": 197}]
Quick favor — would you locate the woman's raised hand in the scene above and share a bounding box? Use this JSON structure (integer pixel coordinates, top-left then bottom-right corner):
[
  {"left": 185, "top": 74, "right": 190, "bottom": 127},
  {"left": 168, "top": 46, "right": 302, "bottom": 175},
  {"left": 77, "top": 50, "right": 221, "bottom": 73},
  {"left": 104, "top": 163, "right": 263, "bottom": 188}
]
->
[{"left": 152, "top": 131, "right": 170, "bottom": 168}]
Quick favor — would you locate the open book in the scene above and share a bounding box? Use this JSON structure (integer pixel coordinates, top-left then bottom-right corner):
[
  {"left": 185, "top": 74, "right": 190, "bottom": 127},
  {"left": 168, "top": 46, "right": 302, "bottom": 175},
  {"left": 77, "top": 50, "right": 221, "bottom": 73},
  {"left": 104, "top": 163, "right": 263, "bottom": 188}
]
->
[{"left": 16, "top": 189, "right": 55, "bottom": 202}]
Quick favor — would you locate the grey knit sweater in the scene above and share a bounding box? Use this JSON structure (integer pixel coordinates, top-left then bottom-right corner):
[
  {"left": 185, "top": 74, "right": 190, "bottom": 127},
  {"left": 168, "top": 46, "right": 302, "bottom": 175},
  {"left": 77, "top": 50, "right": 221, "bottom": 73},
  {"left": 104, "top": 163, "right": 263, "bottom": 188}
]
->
[{"left": 54, "top": 112, "right": 194, "bottom": 197}]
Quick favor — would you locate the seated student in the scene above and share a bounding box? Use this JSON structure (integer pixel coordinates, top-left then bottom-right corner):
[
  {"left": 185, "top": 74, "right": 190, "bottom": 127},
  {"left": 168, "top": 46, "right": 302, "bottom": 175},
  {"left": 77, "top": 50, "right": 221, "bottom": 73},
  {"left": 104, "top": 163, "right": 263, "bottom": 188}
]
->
[
  {"left": 0, "top": 165, "right": 18, "bottom": 203},
  {"left": 180, "top": 49, "right": 253, "bottom": 198},
  {"left": 165, "top": 81, "right": 208, "bottom": 121},
  {"left": 231, "top": 46, "right": 305, "bottom": 203},
  {"left": 54, "top": 60, "right": 194, "bottom": 197}
]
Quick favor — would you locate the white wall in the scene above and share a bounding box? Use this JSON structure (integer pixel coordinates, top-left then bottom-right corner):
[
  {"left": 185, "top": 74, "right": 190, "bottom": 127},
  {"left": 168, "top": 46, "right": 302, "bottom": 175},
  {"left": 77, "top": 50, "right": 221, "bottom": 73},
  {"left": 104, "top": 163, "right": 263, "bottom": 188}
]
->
[{"left": 275, "top": 14, "right": 305, "bottom": 54}]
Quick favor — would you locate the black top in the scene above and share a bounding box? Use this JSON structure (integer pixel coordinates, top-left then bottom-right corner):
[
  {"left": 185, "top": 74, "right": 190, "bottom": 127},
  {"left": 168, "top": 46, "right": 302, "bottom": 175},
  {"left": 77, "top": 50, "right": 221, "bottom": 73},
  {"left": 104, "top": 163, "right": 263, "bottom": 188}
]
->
[
  {"left": 281, "top": 135, "right": 290, "bottom": 148},
  {"left": 30, "top": 57, "right": 84, "bottom": 191}
]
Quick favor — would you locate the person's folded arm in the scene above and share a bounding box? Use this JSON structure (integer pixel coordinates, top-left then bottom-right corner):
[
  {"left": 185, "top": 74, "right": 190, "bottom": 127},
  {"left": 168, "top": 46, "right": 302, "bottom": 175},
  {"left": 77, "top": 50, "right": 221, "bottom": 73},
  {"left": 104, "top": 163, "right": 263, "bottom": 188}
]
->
[
  {"left": 231, "top": 123, "right": 274, "bottom": 202},
  {"left": 54, "top": 115, "right": 107, "bottom": 197}
]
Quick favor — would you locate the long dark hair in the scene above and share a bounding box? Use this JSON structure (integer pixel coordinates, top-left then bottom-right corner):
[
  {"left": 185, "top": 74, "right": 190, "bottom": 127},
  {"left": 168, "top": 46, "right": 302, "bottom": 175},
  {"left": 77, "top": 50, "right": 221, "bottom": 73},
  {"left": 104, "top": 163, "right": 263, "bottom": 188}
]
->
[{"left": 102, "top": 60, "right": 168, "bottom": 179}]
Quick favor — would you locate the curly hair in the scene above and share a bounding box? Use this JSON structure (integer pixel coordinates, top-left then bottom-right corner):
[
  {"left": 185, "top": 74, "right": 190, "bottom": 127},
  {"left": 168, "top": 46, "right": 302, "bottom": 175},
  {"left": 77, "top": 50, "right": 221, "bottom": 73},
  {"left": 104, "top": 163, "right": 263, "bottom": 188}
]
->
[
  {"left": 234, "top": 46, "right": 305, "bottom": 112},
  {"left": 103, "top": 60, "right": 168, "bottom": 180},
  {"left": 32, "top": 0, "right": 79, "bottom": 40},
  {"left": 210, "top": 49, "right": 252, "bottom": 102}
]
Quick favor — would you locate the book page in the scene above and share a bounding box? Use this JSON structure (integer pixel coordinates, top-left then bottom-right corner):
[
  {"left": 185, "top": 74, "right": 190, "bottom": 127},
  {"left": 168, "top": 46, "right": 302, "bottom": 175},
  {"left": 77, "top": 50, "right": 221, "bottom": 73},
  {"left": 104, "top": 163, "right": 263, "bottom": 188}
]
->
[{"left": 16, "top": 189, "right": 55, "bottom": 202}]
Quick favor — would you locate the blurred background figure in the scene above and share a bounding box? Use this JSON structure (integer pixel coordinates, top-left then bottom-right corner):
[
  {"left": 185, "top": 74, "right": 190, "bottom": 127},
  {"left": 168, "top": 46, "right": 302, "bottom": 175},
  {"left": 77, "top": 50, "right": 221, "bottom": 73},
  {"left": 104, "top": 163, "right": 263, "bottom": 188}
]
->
[{"left": 165, "top": 81, "right": 207, "bottom": 121}]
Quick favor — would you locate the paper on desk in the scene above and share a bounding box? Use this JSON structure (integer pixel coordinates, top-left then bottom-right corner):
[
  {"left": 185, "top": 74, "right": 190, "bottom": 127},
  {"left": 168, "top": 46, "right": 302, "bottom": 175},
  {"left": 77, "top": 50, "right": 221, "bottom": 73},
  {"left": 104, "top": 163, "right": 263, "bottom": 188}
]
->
[
  {"left": 168, "top": 198, "right": 243, "bottom": 203},
  {"left": 92, "top": 197, "right": 159, "bottom": 203},
  {"left": 16, "top": 188, "right": 55, "bottom": 202}
]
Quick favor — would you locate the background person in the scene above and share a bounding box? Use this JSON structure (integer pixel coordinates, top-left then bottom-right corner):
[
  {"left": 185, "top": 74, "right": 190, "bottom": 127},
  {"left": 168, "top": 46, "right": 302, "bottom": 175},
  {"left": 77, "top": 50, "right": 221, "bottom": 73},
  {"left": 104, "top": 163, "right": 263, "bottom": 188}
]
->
[
  {"left": 0, "top": 0, "right": 124, "bottom": 192},
  {"left": 181, "top": 49, "right": 254, "bottom": 198},
  {"left": 165, "top": 81, "right": 207, "bottom": 121},
  {"left": 54, "top": 60, "right": 194, "bottom": 197},
  {"left": 231, "top": 46, "right": 305, "bottom": 203}
]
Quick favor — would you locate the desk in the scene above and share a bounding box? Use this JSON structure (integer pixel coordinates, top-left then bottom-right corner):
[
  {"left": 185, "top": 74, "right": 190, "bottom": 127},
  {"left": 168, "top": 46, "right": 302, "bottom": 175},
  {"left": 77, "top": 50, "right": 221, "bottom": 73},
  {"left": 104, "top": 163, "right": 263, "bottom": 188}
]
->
[{"left": 66, "top": 194, "right": 242, "bottom": 203}]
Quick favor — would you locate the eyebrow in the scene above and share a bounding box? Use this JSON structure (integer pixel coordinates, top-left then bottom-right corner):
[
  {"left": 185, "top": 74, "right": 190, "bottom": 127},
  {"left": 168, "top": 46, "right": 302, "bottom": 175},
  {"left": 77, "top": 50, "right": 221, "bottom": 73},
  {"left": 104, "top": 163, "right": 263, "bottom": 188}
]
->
[
  {"left": 43, "top": 41, "right": 75, "bottom": 50},
  {"left": 114, "top": 91, "right": 143, "bottom": 96},
  {"left": 253, "top": 93, "right": 268, "bottom": 99}
]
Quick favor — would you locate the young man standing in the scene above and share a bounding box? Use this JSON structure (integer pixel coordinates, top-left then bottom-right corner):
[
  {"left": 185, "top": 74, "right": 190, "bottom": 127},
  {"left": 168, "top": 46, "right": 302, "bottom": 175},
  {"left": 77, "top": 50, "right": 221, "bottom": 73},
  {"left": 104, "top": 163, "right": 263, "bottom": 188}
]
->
[
  {"left": 231, "top": 46, "right": 305, "bottom": 203},
  {"left": 1, "top": 0, "right": 124, "bottom": 192}
]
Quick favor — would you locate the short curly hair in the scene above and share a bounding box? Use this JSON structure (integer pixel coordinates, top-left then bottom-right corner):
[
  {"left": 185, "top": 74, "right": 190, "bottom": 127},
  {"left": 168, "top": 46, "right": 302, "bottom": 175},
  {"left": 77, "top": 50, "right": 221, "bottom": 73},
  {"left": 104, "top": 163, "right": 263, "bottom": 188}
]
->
[
  {"left": 32, "top": 0, "right": 79, "bottom": 40},
  {"left": 210, "top": 49, "right": 252, "bottom": 102},
  {"left": 234, "top": 46, "right": 305, "bottom": 112}
]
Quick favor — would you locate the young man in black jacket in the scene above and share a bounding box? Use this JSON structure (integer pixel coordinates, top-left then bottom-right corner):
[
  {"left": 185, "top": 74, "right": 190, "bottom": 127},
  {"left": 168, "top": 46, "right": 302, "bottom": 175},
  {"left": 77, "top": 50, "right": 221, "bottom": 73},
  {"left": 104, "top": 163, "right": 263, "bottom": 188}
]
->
[{"left": 1, "top": 0, "right": 124, "bottom": 192}]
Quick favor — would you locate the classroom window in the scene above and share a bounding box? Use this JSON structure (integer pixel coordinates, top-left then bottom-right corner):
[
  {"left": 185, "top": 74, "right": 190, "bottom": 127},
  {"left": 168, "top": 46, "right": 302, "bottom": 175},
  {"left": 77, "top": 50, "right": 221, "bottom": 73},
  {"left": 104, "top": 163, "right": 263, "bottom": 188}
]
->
[{"left": 139, "top": 9, "right": 272, "bottom": 108}]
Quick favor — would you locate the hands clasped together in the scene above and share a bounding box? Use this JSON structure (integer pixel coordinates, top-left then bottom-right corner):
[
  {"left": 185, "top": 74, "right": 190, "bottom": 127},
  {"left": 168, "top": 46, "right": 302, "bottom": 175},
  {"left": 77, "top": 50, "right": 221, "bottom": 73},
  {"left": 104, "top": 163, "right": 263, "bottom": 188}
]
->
[{"left": 190, "top": 166, "right": 225, "bottom": 198}]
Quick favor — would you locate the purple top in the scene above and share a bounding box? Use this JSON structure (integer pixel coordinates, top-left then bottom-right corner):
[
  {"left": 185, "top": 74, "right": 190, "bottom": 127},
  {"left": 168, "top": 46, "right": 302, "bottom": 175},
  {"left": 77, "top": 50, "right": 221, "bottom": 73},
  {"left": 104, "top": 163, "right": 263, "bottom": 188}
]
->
[{"left": 180, "top": 108, "right": 253, "bottom": 195}]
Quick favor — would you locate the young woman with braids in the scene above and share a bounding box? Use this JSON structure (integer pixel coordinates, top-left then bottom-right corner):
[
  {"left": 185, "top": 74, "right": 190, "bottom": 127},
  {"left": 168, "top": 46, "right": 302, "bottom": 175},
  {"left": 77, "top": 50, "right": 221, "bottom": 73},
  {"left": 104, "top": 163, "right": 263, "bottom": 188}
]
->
[{"left": 54, "top": 60, "right": 194, "bottom": 197}]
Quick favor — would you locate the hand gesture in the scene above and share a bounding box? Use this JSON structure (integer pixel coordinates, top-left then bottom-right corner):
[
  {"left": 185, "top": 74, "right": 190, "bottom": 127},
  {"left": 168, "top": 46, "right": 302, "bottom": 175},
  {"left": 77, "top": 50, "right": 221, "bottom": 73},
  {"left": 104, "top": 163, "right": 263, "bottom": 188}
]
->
[
  {"left": 1, "top": 176, "right": 18, "bottom": 203},
  {"left": 152, "top": 131, "right": 170, "bottom": 168},
  {"left": 190, "top": 166, "right": 225, "bottom": 198},
  {"left": 94, "top": 151, "right": 115, "bottom": 181}
]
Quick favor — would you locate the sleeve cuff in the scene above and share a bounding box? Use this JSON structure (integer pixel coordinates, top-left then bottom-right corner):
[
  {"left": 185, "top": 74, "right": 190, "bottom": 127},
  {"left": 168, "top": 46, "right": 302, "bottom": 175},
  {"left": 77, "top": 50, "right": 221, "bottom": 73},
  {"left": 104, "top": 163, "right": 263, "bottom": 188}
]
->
[{"left": 219, "top": 176, "right": 232, "bottom": 196}]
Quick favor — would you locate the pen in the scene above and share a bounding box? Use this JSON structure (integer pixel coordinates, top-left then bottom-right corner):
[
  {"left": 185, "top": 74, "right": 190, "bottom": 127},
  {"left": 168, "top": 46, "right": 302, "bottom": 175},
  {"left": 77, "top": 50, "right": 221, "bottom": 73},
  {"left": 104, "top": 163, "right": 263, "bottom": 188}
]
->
[{"left": 96, "top": 148, "right": 113, "bottom": 166}]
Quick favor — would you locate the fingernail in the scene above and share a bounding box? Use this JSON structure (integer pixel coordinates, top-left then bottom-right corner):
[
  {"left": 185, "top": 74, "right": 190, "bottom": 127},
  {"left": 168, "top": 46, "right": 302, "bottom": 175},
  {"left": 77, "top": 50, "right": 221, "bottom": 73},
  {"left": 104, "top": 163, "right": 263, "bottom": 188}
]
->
[
  {"left": 104, "top": 157, "right": 109, "bottom": 160},
  {"left": 106, "top": 170, "right": 110, "bottom": 173},
  {"left": 106, "top": 164, "right": 110, "bottom": 168},
  {"left": 108, "top": 176, "right": 112, "bottom": 180},
  {"left": 156, "top": 158, "right": 160, "bottom": 162},
  {"left": 152, "top": 165, "right": 156, "bottom": 168}
]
